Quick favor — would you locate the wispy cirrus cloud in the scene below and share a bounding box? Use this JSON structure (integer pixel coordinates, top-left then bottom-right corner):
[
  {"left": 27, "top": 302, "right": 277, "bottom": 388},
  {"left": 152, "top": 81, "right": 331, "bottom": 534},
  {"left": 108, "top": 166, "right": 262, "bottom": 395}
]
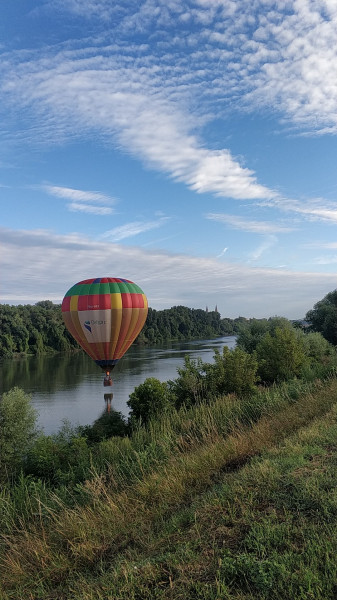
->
[
  {"left": 100, "top": 217, "right": 170, "bottom": 241},
  {"left": 313, "top": 255, "right": 337, "bottom": 265},
  {"left": 248, "top": 235, "right": 278, "bottom": 262},
  {"left": 259, "top": 197, "right": 337, "bottom": 225},
  {"left": 41, "top": 184, "right": 116, "bottom": 215},
  {"left": 206, "top": 213, "right": 295, "bottom": 234}
]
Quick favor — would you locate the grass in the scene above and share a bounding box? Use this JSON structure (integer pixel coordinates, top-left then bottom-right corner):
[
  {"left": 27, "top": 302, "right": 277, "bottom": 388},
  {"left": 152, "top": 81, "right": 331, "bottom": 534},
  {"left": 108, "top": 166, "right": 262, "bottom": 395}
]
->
[{"left": 2, "top": 377, "right": 337, "bottom": 598}]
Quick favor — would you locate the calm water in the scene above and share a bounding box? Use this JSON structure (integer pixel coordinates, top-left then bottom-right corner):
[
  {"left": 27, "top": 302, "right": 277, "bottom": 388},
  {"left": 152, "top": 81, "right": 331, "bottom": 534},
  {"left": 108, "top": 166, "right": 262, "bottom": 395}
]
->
[{"left": 0, "top": 336, "right": 236, "bottom": 434}]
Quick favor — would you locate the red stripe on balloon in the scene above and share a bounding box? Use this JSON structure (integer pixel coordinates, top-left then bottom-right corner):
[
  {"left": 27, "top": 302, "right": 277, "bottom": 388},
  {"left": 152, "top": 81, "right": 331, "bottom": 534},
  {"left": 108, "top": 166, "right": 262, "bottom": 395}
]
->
[{"left": 78, "top": 294, "right": 111, "bottom": 311}]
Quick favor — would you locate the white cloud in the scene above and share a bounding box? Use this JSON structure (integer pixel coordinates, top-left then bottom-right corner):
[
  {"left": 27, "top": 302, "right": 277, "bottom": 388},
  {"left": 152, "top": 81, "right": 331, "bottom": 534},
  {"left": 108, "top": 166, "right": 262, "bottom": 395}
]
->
[
  {"left": 100, "top": 218, "right": 169, "bottom": 241},
  {"left": 303, "top": 241, "right": 337, "bottom": 250},
  {"left": 216, "top": 247, "right": 228, "bottom": 258},
  {"left": 68, "top": 202, "right": 113, "bottom": 215},
  {"left": 0, "top": 1, "right": 337, "bottom": 211},
  {"left": 314, "top": 255, "right": 337, "bottom": 265},
  {"left": 1, "top": 227, "right": 336, "bottom": 318},
  {"left": 257, "top": 197, "right": 337, "bottom": 225},
  {"left": 42, "top": 185, "right": 115, "bottom": 204},
  {"left": 248, "top": 235, "right": 277, "bottom": 262},
  {"left": 206, "top": 213, "right": 295, "bottom": 234},
  {"left": 40, "top": 184, "right": 115, "bottom": 215}
]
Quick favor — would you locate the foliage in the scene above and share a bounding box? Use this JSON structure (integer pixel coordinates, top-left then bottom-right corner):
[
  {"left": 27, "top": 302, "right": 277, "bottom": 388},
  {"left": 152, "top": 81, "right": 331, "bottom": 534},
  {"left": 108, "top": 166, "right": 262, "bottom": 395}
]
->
[
  {"left": 205, "top": 346, "right": 259, "bottom": 397},
  {"left": 128, "top": 377, "right": 173, "bottom": 424},
  {"left": 2, "top": 378, "right": 337, "bottom": 599},
  {"left": 237, "top": 317, "right": 337, "bottom": 384},
  {"left": 0, "top": 387, "right": 39, "bottom": 482},
  {"left": 0, "top": 301, "right": 78, "bottom": 358},
  {"left": 256, "top": 325, "right": 308, "bottom": 383},
  {"left": 306, "top": 289, "right": 337, "bottom": 345},
  {"left": 78, "top": 409, "right": 127, "bottom": 443},
  {"left": 137, "top": 305, "right": 236, "bottom": 343},
  {"left": 237, "top": 316, "right": 292, "bottom": 353},
  {"left": 168, "top": 356, "right": 208, "bottom": 408},
  {"left": 0, "top": 302, "right": 239, "bottom": 358}
]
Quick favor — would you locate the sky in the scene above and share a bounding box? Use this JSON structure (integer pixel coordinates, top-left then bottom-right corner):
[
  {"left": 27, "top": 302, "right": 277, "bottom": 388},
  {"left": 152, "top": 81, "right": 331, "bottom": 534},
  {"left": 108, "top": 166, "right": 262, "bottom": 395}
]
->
[{"left": 1, "top": 0, "right": 337, "bottom": 319}]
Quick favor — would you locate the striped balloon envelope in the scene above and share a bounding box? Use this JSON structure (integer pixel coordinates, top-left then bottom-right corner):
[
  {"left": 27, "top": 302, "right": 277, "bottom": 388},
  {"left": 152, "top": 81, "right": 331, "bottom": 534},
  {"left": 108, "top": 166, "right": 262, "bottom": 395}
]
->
[{"left": 61, "top": 277, "right": 148, "bottom": 370}]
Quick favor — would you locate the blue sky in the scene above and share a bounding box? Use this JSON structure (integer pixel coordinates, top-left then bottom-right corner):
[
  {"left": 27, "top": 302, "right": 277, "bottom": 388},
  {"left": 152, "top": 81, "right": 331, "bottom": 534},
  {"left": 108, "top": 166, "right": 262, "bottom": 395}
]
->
[{"left": 1, "top": 0, "right": 337, "bottom": 318}]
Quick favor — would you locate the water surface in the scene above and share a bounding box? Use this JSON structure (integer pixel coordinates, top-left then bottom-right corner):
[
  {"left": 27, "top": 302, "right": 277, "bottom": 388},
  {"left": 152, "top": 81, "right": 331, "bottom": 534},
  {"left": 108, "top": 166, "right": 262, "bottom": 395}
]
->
[{"left": 0, "top": 336, "right": 236, "bottom": 434}]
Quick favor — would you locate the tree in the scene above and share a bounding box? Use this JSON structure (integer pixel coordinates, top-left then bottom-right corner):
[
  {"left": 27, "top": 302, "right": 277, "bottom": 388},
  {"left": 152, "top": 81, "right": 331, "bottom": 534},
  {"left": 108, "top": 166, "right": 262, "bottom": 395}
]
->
[
  {"left": 306, "top": 290, "right": 337, "bottom": 345},
  {"left": 205, "top": 346, "right": 259, "bottom": 397},
  {"left": 128, "top": 377, "right": 172, "bottom": 424},
  {"left": 0, "top": 387, "right": 39, "bottom": 481},
  {"left": 169, "top": 356, "right": 207, "bottom": 408},
  {"left": 237, "top": 317, "right": 291, "bottom": 353},
  {"left": 256, "top": 326, "right": 308, "bottom": 383}
]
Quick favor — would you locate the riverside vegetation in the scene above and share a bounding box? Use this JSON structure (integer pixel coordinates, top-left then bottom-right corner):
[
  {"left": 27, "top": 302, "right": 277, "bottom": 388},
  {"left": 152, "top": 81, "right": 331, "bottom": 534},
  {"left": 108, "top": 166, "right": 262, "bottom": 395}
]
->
[
  {"left": 0, "top": 302, "right": 237, "bottom": 358},
  {"left": 1, "top": 290, "right": 337, "bottom": 598}
]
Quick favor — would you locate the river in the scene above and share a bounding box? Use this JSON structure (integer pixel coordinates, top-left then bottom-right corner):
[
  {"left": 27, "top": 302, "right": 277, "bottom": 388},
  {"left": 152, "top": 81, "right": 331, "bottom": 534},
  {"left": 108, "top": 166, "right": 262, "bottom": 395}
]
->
[{"left": 0, "top": 336, "right": 236, "bottom": 434}]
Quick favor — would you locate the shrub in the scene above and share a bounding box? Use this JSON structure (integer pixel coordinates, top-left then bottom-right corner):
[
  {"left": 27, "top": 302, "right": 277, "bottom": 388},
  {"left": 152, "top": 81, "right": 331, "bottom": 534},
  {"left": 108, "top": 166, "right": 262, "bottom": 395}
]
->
[
  {"left": 0, "top": 387, "right": 38, "bottom": 482},
  {"left": 206, "top": 346, "right": 259, "bottom": 397},
  {"left": 256, "top": 326, "right": 308, "bottom": 383},
  {"left": 128, "top": 377, "right": 173, "bottom": 425}
]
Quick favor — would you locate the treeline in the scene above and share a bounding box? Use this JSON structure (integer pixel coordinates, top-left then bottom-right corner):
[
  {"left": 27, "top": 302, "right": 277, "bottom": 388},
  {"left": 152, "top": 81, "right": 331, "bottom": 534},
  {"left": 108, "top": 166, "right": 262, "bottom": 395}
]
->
[
  {"left": 0, "top": 301, "right": 241, "bottom": 358},
  {"left": 138, "top": 306, "right": 238, "bottom": 343},
  {"left": 0, "top": 301, "right": 78, "bottom": 358}
]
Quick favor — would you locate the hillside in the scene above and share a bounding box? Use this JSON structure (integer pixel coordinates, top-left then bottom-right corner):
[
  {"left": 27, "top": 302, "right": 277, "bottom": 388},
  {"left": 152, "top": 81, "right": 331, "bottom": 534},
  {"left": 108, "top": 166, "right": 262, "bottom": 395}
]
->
[{"left": 2, "top": 376, "right": 337, "bottom": 599}]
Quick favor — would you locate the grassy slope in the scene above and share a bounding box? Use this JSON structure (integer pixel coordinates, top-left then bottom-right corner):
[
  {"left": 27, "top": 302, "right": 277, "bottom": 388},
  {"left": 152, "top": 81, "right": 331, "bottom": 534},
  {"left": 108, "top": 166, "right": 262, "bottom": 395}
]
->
[{"left": 2, "top": 378, "right": 337, "bottom": 599}]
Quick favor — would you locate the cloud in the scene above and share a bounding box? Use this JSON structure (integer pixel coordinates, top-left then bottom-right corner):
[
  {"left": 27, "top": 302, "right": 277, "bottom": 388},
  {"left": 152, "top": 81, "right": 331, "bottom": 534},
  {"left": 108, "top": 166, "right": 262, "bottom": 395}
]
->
[
  {"left": 100, "top": 217, "right": 169, "bottom": 241},
  {"left": 40, "top": 184, "right": 115, "bottom": 215},
  {"left": 206, "top": 213, "right": 295, "bottom": 234},
  {"left": 1, "top": 1, "right": 337, "bottom": 210},
  {"left": 68, "top": 202, "right": 113, "bottom": 215},
  {"left": 314, "top": 255, "right": 337, "bottom": 265},
  {"left": 42, "top": 185, "right": 115, "bottom": 204},
  {"left": 1, "top": 227, "right": 336, "bottom": 319},
  {"left": 256, "top": 196, "right": 337, "bottom": 225},
  {"left": 248, "top": 235, "right": 278, "bottom": 262},
  {"left": 0, "top": 32, "right": 276, "bottom": 202},
  {"left": 303, "top": 241, "right": 337, "bottom": 250}
]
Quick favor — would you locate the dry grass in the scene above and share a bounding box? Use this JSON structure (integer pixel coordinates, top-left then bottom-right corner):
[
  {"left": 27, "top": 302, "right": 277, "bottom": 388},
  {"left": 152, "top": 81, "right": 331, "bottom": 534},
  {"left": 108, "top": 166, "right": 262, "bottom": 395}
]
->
[{"left": 2, "top": 378, "right": 337, "bottom": 598}]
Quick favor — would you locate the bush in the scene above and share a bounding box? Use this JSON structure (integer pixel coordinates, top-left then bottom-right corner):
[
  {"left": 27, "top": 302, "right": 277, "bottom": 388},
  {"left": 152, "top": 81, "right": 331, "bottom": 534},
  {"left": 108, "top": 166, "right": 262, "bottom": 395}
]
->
[
  {"left": 256, "top": 326, "right": 308, "bottom": 383},
  {"left": 128, "top": 377, "right": 173, "bottom": 425},
  {"left": 169, "top": 356, "right": 207, "bottom": 408},
  {"left": 0, "top": 387, "right": 39, "bottom": 482},
  {"left": 205, "top": 346, "right": 259, "bottom": 397}
]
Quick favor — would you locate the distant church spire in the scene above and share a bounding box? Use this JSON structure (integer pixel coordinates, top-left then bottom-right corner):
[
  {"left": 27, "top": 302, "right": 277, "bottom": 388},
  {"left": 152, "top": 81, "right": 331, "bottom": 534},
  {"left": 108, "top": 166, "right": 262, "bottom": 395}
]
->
[
  {"left": 215, "top": 305, "right": 218, "bottom": 313},
  {"left": 205, "top": 305, "right": 209, "bottom": 313}
]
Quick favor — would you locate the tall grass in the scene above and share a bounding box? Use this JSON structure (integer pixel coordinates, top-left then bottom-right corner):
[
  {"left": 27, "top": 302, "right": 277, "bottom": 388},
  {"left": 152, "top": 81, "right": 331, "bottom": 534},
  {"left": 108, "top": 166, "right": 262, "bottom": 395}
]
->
[{"left": 1, "top": 376, "right": 337, "bottom": 598}]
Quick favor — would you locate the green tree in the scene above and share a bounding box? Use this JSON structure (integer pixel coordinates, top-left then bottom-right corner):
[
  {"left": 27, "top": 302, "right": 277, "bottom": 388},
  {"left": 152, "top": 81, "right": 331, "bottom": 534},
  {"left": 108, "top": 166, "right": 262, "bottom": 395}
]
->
[
  {"left": 128, "top": 377, "right": 172, "bottom": 424},
  {"left": 237, "top": 317, "right": 291, "bottom": 353},
  {"left": 256, "top": 326, "right": 308, "bottom": 383},
  {"left": 169, "top": 356, "right": 207, "bottom": 408},
  {"left": 205, "top": 346, "right": 259, "bottom": 397},
  {"left": 0, "top": 387, "right": 39, "bottom": 481},
  {"left": 306, "top": 290, "right": 337, "bottom": 345}
]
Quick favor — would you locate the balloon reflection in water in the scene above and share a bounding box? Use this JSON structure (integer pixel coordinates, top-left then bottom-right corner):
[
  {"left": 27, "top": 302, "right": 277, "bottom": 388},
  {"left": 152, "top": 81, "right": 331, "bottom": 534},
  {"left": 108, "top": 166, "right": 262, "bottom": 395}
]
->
[{"left": 104, "top": 393, "right": 113, "bottom": 413}]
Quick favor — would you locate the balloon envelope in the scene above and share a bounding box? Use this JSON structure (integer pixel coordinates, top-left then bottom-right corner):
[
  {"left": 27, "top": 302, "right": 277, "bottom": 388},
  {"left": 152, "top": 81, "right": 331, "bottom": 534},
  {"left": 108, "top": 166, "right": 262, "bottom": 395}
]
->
[{"left": 61, "top": 277, "right": 148, "bottom": 369}]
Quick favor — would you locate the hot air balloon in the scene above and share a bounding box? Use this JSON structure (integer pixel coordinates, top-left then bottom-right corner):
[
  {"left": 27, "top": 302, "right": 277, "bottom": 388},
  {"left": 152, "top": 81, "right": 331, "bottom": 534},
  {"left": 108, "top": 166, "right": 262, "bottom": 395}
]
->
[{"left": 61, "top": 277, "right": 148, "bottom": 381}]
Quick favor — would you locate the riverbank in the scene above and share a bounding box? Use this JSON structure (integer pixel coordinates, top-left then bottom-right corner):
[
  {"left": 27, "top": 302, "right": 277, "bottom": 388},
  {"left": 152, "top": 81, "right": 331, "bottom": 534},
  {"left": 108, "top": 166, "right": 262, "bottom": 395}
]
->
[
  {"left": 1, "top": 375, "right": 337, "bottom": 599},
  {"left": 0, "top": 336, "right": 236, "bottom": 434}
]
